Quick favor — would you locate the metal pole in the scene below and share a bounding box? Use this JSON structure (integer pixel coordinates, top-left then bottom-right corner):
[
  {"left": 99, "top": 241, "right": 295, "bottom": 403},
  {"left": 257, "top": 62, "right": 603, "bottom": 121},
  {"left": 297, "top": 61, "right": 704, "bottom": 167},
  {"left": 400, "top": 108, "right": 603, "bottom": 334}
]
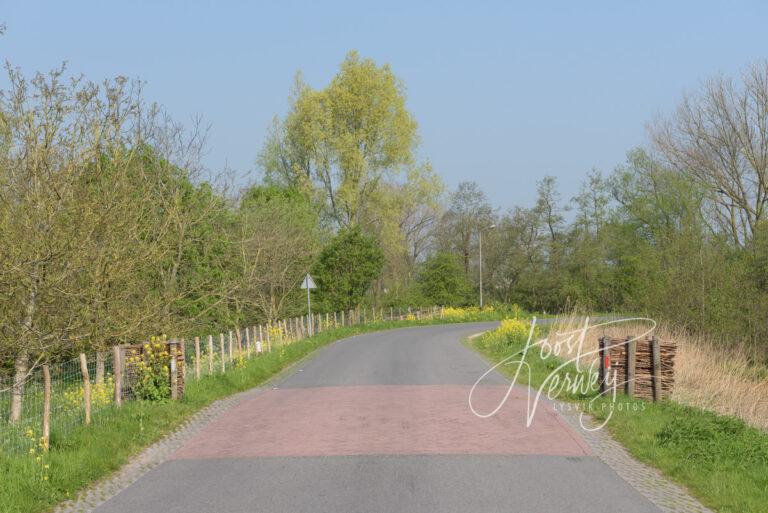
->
[
  {"left": 307, "top": 283, "right": 312, "bottom": 336},
  {"left": 479, "top": 230, "right": 483, "bottom": 308}
]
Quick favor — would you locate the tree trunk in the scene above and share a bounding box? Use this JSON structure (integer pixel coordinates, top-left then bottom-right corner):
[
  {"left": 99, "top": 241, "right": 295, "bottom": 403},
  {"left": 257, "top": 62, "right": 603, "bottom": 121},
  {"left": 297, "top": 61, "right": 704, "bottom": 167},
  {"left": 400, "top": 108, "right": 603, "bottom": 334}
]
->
[
  {"left": 10, "top": 285, "right": 37, "bottom": 423},
  {"left": 95, "top": 351, "right": 105, "bottom": 384},
  {"left": 9, "top": 350, "right": 29, "bottom": 423}
]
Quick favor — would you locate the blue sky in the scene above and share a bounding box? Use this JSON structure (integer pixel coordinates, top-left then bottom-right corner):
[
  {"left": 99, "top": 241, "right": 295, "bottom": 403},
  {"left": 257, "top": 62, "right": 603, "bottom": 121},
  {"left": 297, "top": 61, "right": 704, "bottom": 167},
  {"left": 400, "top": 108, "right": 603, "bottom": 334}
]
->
[{"left": 2, "top": 1, "right": 767, "bottom": 210}]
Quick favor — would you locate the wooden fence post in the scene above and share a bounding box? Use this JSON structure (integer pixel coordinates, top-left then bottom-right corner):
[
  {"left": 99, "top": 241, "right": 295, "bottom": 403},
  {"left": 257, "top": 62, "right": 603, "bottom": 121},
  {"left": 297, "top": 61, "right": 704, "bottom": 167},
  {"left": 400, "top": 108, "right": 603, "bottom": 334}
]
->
[
  {"left": 169, "top": 341, "right": 178, "bottom": 400},
  {"left": 245, "top": 327, "right": 251, "bottom": 357},
  {"left": 207, "top": 335, "right": 214, "bottom": 374},
  {"left": 598, "top": 336, "right": 607, "bottom": 394},
  {"left": 651, "top": 336, "right": 662, "bottom": 402},
  {"left": 42, "top": 364, "right": 51, "bottom": 450},
  {"left": 219, "top": 333, "right": 226, "bottom": 372},
  {"left": 79, "top": 353, "right": 91, "bottom": 425},
  {"left": 113, "top": 345, "right": 123, "bottom": 406},
  {"left": 626, "top": 336, "right": 636, "bottom": 397},
  {"left": 228, "top": 331, "right": 233, "bottom": 360},
  {"left": 194, "top": 336, "right": 201, "bottom": 380}
]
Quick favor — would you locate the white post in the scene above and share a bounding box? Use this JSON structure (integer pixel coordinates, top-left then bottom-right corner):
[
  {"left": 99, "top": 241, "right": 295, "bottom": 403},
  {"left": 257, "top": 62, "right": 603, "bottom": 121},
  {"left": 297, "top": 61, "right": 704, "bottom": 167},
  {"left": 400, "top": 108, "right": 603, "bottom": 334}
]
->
[
  {"left": 479, "top": 230, "right": 484, "bottom": 309},
  {"left": 307, "top": 284, "right": 313, "bottom": 336}
]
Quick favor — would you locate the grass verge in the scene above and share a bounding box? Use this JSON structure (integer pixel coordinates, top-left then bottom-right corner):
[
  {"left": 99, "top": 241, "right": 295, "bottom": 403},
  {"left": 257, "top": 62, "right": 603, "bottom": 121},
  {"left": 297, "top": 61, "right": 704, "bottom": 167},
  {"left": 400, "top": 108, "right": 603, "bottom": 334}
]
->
[
  {"left": 0, "top": 317, "right": 488, "bottom": 513},
  {"left": 468, "top": 321, "right": 768, "bottom": 513}
]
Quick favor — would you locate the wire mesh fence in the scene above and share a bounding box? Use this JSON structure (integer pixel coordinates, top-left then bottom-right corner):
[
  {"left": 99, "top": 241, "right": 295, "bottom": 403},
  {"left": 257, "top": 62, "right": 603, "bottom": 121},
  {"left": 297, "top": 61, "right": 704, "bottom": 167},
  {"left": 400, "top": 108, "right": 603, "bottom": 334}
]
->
[{"left": 0, "top": 305, "right": 443, "bottom": 455}]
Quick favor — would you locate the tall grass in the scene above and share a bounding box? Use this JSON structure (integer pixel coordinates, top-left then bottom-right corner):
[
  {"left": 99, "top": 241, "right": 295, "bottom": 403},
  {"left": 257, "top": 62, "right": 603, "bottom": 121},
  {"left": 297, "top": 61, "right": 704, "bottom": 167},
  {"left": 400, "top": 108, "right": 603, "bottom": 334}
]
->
[{"left": 543, "top": 311, "right": 768, "bottom": 431}]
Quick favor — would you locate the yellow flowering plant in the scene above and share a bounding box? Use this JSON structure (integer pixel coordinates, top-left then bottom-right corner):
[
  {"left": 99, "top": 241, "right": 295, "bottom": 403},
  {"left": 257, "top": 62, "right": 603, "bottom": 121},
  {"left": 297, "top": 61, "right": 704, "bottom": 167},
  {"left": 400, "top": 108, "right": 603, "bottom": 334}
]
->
[
  {"left": 126, "top": 335, "right": 172, "bottom": 401},
  {"left": 24, "top": 427, "right": 50, "bottom": 481},
  {"left": 478, "top": 317, "right": 540, "bottom": 350},
  {"left": 63, "top": 375, "right": 114, "bottom": 411}
]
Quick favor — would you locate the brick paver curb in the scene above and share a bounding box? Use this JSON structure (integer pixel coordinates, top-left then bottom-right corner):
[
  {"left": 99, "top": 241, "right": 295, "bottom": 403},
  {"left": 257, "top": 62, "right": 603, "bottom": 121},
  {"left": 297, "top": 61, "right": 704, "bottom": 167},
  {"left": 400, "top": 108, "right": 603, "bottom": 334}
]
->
[
  {"left": 51, "top": 388, "right": 259, "bottom": 513},
  {"left": 558, "top": 407, "right": 714, "bottom": 513}
]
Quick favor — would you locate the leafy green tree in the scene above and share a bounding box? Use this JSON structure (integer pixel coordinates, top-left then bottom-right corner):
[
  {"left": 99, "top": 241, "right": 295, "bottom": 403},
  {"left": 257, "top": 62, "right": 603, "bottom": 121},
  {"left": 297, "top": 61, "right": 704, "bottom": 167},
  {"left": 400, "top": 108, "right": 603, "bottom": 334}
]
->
[
  {"left": 312, "top": 226, "right": 384, "bottom": 311},
  {"left": 233, "top": 185, "right": 323, "bottom": 321},
  {"left": 417, "top": 253, "right": 472, "bottom": 306},
  {"left": 260, "top": 51, "right": 418, "bottom": 227}
]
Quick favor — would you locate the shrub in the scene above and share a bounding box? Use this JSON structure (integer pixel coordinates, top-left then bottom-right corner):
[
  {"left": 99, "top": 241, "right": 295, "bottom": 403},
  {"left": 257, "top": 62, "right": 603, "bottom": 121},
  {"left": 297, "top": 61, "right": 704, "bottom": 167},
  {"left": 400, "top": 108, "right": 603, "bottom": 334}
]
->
[
  {"left": 417, "top": 252, "right": 472, "bottom": 306},
  {"left": 126, "top": 336, "right": 172, "bottom": 402}
]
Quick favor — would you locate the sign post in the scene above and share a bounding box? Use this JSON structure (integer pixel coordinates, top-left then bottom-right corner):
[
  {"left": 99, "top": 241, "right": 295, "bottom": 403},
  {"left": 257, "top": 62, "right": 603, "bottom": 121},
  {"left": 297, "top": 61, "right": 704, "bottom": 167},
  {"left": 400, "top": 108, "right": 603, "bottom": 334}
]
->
[{"left": 301, "top": 274, "right": 317, "bottom": 336}]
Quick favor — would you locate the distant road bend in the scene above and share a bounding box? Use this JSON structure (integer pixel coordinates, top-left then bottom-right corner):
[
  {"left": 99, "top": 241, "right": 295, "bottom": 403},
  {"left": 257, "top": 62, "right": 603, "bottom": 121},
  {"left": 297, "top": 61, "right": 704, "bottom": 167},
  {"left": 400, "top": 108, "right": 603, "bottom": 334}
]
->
[{"left": 95, "top": 322, "right": 662, "bottom": 513}]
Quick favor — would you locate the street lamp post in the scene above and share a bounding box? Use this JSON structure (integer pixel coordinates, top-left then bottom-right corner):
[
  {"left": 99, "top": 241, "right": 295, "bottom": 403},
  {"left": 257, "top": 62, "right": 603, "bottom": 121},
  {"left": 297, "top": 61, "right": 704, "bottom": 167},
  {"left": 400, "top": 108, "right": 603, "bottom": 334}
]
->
[{"left": 479, "top": 224, "right": 495, "bottom": 308}]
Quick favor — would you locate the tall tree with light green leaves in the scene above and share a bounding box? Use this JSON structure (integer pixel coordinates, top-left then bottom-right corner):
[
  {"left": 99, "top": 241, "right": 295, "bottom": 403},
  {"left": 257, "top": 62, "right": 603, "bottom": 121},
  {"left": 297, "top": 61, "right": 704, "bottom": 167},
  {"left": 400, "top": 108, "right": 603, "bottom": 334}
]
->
[{"left": 260, "top": 51, "right": 418, "bottom": 228}]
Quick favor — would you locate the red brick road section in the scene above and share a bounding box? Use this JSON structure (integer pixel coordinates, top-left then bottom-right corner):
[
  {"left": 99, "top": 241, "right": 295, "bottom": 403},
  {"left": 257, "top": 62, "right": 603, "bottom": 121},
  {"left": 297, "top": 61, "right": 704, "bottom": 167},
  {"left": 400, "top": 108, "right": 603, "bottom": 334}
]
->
[{"left": 172, "top": 385, "right": 591, "bottom": 460}]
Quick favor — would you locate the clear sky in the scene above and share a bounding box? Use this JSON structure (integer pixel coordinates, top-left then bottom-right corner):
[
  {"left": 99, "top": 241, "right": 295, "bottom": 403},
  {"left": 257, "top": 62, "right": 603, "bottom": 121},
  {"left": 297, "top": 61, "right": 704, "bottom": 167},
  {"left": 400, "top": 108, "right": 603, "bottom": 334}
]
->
[{"left": 2, "top": 1, "right": 768, "bottom": 210}]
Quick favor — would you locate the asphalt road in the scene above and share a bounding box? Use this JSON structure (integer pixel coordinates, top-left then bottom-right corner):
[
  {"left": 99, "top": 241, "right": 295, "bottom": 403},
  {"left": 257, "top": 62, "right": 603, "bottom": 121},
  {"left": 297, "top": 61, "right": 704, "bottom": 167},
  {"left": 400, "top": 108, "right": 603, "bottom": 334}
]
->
[{"left": 95, "top": 322, "right": 661, "bottom": 513}]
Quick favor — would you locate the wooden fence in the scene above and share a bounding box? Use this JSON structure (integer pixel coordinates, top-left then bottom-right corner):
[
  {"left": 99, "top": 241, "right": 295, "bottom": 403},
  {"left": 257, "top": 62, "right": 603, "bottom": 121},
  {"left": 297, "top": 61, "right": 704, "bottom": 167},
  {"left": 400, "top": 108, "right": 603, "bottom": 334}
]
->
[{"left": 0, "top": 305, "right": 443, "bottom": 453}]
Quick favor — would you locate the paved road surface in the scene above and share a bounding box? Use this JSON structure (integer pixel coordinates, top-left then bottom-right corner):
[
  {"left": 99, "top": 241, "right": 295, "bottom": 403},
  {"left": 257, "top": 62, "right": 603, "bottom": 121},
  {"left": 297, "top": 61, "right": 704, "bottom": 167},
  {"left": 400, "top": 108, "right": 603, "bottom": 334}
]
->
[{"left": 95, "top": 323, "right": 661, "bottom": 513}]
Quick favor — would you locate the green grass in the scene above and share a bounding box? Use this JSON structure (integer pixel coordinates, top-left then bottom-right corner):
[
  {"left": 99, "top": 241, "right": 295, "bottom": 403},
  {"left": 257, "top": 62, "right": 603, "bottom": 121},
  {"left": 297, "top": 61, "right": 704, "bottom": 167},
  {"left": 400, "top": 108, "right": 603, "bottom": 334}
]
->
[
  {"left": 469, "top": 325, "right": 768, "bottom": 513},
  {"left": 0, "top": 316, "right": 491, "bottom": 513}
]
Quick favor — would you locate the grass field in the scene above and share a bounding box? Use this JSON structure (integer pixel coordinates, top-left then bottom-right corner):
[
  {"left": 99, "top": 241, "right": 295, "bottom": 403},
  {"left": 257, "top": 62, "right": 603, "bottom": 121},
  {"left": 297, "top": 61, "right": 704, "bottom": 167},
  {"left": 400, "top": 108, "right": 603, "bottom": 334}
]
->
[{"left": 469, "top": 320, "right": 768, "bottom": 513}]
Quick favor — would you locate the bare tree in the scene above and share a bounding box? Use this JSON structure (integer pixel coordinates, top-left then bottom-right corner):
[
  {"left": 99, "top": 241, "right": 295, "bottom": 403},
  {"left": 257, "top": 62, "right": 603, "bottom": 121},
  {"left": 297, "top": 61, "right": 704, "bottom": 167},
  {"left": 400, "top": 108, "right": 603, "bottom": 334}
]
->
[
  {"left": 438, "top": 182, "right": 495, "bottom": 276},
  {"left": 534, "top": 176, "right": 565, "bottom": 243},
  {"left": 651, "top": 61, "right": 768, "bottom": 246}
]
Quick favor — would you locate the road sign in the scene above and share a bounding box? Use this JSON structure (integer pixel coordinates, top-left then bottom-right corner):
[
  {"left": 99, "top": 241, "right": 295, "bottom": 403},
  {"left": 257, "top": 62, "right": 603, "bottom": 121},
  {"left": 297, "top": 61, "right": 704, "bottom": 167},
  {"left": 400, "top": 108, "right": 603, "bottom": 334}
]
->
[{"left": 301, "top": 274, "right": 316, "bottom": 289}]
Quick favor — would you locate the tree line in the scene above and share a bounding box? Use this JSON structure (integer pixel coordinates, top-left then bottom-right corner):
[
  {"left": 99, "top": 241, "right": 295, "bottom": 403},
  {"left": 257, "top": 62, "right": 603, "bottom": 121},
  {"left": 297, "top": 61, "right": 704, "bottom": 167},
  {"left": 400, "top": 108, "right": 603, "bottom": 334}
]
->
[
  {"left": 438, "top": 62, "right": 768, "bottom": 361},
  {"left": 2, "top": 53, "right": 767, "bottom": 420}
]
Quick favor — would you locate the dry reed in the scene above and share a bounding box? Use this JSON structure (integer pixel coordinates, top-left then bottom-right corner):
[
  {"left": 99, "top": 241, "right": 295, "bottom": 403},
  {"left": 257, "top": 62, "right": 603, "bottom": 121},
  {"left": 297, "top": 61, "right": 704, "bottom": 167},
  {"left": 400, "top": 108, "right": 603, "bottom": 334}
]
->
[{"left": 539, "top": 312, "right": 768, "bottom": 431}]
